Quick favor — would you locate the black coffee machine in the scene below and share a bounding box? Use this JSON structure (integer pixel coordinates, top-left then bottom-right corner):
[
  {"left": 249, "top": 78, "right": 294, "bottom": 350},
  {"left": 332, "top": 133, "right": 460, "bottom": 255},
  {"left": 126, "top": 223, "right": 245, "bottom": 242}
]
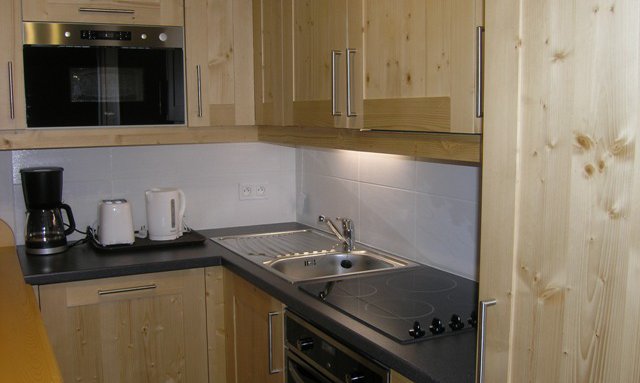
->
[{"left": 20, "top": 167, "right": 76, "bottom": 255}]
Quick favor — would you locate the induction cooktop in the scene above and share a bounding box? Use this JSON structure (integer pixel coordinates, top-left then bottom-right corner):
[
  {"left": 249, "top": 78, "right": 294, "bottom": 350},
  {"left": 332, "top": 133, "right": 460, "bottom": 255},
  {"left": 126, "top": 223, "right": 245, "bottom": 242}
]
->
[{"left": 299, "top": 266, "right": 478, "bottom": 344}]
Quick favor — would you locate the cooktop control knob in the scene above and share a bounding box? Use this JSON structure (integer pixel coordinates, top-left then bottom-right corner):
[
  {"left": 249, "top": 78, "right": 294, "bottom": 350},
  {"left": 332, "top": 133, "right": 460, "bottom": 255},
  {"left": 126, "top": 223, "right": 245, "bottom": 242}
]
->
[
  {"left": 409, "top": 321, "right": 426, "bottom": 338},
  {"left": 296, "top": 337, "right": 314, "bottom": 351},
  {"left": 468, "top": 310, "right": 478, "bottom": 328},
  {"left": 429, "top": 318, "right": 446, "bottom": 335},
  {"left": 346, "top": 373, "right": 366, "bottom": 382},
  {"left": 449, "top": 314, "right": 465, "bottom": 331}
]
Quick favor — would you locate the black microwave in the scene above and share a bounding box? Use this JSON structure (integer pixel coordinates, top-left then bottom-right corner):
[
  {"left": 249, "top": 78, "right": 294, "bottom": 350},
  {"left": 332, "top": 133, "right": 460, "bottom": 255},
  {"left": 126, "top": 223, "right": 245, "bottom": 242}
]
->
[{"left": 22, "top": 22, "right": 185, "bottom": 128}]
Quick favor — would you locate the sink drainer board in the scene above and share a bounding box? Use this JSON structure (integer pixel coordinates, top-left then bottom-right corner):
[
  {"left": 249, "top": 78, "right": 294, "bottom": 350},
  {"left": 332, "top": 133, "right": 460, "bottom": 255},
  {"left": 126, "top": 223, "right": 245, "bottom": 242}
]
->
[{"left": 211, "top": 229, "right": 341, "bottom": 259}]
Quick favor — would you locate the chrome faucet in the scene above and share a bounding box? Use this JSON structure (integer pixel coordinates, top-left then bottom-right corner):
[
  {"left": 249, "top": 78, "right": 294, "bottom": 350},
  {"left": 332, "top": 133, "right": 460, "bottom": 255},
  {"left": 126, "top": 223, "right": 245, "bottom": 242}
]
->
[{"left": 318, "top": 215, "right": 354, "bottom": 252}]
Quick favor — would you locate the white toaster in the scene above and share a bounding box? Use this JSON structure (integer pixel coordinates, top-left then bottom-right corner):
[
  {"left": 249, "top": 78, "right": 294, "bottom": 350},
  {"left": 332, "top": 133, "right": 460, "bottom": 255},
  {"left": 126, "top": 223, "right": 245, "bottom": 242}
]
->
[{"left": 98, "top": 199, "right": 135, "bottom": 246}]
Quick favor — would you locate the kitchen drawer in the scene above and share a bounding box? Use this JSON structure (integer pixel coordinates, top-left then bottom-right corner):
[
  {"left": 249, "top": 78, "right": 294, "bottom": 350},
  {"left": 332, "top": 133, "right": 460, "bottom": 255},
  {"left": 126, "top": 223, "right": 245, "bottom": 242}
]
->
[{"left": 22, "top": 0, "right": 184, "bottom": 26}]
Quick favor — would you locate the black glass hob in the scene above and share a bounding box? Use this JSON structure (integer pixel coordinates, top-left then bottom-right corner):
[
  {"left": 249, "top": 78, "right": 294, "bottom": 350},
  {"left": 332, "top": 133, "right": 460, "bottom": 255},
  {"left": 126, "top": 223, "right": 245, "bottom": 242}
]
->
[{"left": 299, "top": 266, "right": 479, "bottom": 344}]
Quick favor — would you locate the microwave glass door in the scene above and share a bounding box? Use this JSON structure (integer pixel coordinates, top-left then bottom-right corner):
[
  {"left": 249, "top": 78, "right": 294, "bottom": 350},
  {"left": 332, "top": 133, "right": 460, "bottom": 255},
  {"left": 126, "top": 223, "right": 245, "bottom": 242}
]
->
[{"left": 23, "top": 45, "right": 185, "bottom": 127}]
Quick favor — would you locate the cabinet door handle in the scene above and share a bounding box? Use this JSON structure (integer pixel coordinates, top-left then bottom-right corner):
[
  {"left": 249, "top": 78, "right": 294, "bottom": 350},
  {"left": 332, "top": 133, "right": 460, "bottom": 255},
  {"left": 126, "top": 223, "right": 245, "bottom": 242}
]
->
[
  {"left": 78, "top": 7, "right": 135, "bottom": 14},
  {"left": 7, "top": 62, "right": 14, "bottom": 120},
  {"left": 475, "top": 26, "right": 485, "bottom": 118},
  {"left": 268, "top": 311, "right": 282, "bottom": 374},
  {"left": 97, "top": 284, "right": 157, "bottom": 296},
  {"left": 475, "top": 298, "right": 496, "bottom": 383},
  {"left": 196, "top": 65, "right": 203, "bottom": 117},
  {"left": 331, "top": 50, "right": 342, "bottom": 117},
  {"left": 346, "top": 48, "right": 357, "bottom": 117}
]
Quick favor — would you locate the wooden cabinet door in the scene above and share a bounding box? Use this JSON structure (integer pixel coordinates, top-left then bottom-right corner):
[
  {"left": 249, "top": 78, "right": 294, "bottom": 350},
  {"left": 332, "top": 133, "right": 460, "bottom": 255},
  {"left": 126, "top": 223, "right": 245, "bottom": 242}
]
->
[
  {"left": 0, "top": 0, "right": 25, "bottom": 130},
  {"left": 184, "top": 0, "right": 255, "bottom": 127},
  {"left": 22, "top": 0, "right": 184, "bottom": 26},
  {"left": 287, "top": 0, "right": 348, "bottom": 128},
  {"left": 224, "top": 269, "right": 284, "bottom": 383},
  {"left": 39, "top": 269, "right": 208, "bottom": 383},
  {"left": 356, "top": 0, "right": 482, "bottom": 133}
]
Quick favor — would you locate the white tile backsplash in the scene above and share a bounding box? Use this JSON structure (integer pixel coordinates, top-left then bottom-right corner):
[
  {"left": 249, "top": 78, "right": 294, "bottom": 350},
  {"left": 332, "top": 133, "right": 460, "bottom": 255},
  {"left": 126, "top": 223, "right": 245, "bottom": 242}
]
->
[
  {"left": 297, "top": 147, "right": 480, "bottom": 280},
  {"left": 2, "top": 142, "right": 479, "bottom": 280},
  {"left": 6, "top": 143, "right": 297, "bottom": 244}
]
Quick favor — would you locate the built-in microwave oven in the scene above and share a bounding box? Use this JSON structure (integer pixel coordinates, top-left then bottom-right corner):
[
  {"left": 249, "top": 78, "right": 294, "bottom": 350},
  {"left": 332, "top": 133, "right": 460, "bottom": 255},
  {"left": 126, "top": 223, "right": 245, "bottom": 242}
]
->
[{"left": 22, "top": 22, "right": 185, "bottom": 128}]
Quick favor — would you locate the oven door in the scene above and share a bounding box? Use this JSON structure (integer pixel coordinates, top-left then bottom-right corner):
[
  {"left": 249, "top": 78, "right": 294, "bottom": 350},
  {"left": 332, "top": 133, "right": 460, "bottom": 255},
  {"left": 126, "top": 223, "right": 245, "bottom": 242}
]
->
[
  {"left": 286, "top": 350, "right": 335, "bottom": 383},
  {"left": 23, "top": 45, "right": 184, "bottom": 128}
]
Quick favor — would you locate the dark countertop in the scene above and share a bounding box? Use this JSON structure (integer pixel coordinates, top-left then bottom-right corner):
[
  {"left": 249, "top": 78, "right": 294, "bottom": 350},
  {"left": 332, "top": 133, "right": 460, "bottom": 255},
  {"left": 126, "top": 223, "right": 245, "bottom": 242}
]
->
[{"left": 18, "top": 222, "right": 476, "bottom": 383}]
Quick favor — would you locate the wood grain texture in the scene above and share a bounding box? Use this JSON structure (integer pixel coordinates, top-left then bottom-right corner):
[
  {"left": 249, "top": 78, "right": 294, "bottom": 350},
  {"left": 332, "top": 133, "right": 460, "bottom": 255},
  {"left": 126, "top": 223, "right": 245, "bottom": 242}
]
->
[
  {"left": 224, "top": 268, "right": 284, "bottom": 383},
  {"left": 258, "top": 125, "right": 480, "bottom": 164},
  {"left": 363, "top": 97, "right": 450, "bottom": 132},
  {"left": 481, "top": 0, "right": 640, "bottom": 381},
  {"left": 39, "top": 269, "right": 208, "bottom": 383},
  {"left": 390, "top": 370, "right": 413, "bottom": 383},
  {"left": 0, "top": 125, "right": 258, "bottom": 150},
  {"left": 0, "top": 0, "right": 25, "bottom": 131},
  {"left": 0, "top": 220, "right": 62, "bottom": 383},
  {"left": 22, "top": 0, "right": 184, "bottom": 25},
  {"left": 205, "top": 266, "right": 226, "bottom": 383}
]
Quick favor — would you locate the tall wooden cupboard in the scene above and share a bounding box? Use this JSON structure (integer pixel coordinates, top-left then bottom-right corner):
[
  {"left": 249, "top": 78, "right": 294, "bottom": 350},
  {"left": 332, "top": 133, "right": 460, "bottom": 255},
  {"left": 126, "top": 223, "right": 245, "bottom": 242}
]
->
[{"left": 480, "top": 0, "right": 640, "bottom": 382}]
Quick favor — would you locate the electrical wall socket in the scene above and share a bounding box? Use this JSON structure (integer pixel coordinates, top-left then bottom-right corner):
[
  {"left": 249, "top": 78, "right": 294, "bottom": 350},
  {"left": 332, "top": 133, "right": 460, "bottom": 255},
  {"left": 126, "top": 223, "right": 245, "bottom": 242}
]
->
[{"left": 238, "top": 183, "right": 268, "bottom": 200}]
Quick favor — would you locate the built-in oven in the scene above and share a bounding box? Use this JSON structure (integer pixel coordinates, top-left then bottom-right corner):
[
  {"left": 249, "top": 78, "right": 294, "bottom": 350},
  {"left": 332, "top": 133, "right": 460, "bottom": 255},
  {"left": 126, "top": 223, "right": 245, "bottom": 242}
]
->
[
  {"left": 22, "top": 22, "right": 185, "bottom": 128},
  {"left": 285, "top": 311, "right": 389, "bottom": 383}
]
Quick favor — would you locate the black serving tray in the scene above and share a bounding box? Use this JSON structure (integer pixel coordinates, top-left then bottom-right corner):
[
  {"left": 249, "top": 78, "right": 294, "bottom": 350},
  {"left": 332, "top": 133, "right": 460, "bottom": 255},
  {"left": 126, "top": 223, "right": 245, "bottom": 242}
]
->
[{"left": 89, "top": 230, "right": 206, "bottom": 253}]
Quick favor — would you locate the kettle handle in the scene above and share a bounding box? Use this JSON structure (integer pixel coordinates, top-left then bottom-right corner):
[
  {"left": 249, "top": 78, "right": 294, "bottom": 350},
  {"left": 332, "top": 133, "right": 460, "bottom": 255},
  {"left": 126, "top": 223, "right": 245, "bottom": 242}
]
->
[
  {"left": 177, "top": 189, "right": 186, "bottom": 231},
  {"left": 61, "top": 203, "right": 76, "bottom": 236}
]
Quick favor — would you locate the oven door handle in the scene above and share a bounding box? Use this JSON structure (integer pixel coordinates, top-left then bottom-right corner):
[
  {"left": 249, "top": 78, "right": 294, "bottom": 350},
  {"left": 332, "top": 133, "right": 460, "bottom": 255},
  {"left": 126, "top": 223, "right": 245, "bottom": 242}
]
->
[{"left": 286, "top": 350, "right": 333, "bottom": 383}]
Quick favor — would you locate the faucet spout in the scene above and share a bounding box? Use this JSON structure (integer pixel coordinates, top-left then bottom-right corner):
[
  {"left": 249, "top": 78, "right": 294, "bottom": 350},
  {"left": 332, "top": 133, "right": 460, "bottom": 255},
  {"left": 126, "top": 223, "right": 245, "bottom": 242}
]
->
[{"left": 318, "top": 215, "right": 355, "bottom": 252}]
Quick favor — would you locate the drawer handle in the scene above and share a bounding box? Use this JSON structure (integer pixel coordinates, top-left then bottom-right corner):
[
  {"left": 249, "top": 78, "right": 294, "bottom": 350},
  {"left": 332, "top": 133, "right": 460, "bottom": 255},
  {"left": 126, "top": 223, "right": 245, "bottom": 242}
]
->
[
  {"left": 196, "top": 65, "right": 203, "bottom": 117},
  {"left": 331, "top": 50, "right": 342, "bottom": 117},
  {"left": 268, "top": 311, "right": 282, "bottom": 374},
  {"left": 98, "top": 284, "right": 157, "bottom": 296},
  {"left": 346, "top": 48, "right": 357, "bottom": 117},
  {"left": 78, "top": 7, "right": 135, "bottom": 14},
  {"left": 475, "top": 26, "right": 485, "bottom": 118},
  {"left": 476, "top": 298, "right": 496, "bottom": 383}
]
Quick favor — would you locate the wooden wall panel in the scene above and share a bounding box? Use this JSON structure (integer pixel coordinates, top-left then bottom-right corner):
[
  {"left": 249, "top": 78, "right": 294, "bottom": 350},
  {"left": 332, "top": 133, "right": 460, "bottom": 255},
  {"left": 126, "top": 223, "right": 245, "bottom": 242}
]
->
[{"left": 481, "top": 0, "right": 640, "bottom": 381}]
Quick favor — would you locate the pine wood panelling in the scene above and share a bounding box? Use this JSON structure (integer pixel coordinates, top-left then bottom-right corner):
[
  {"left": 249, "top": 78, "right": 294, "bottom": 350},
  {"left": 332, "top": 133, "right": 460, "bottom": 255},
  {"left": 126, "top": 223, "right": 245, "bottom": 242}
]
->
[
  {"left": 205, "top": 267, "right": 226, "bottom": 383},
  {"left": 390, "top": 370, "right": 413, "bottom": 383},
  {"left": 224, "top": 269, "right": 284, "bottom": 383},
  {"left": 481, "top": 0, "right": 640, "bottom": 381},
  {"left": 362, "top": 97, "right": 450, "bottom": 132},
  {"left": 0, "top": 219, "right": 61, "bottom": 383},
  {"left": 0, "top": 0, "right": 25, "bottom": 131},
  {"left": 39, "top": 269, "right": 208, "bottom": 383},
  {"left": 22, "top": 0, "right": 184, "bottom": 25}
]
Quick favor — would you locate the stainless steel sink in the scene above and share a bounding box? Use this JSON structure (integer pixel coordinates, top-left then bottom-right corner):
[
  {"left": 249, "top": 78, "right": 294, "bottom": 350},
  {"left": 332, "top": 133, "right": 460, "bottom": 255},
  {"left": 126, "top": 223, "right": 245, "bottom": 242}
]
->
[
  {"left": 265, "top": 250, "right": 413, "bottom": 283},
  {"left": 211, "top": 229, "right": 418, "bottom": 283}
]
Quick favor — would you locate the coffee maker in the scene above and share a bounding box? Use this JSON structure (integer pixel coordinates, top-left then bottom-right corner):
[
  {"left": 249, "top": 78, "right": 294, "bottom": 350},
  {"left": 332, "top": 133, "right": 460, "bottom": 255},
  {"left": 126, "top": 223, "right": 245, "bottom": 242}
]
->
[{"left": 20, "top": 167, "right": 76, "bottom": 255}]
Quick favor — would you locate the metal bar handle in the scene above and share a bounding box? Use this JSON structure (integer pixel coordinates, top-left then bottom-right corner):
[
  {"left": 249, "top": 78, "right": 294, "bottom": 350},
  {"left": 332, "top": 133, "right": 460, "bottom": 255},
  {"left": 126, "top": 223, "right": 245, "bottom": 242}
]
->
[
  {"left": 98, "top": 284, "right": 157, "bottom": 296},
  {"left": 331, "top": 50, "right": 342, "bottom": 116},
  {"left": 268, "top": 311, "right": 282, "bottom": 374},
  {"left": 346, "top": 48, "right": 357, "bottom": 117},
  {"left": 196, "top": 65, "right": 203, "bottom": 117},
  {"left": 7, "top": 62, "right": 14, "bottom": 120},
  {"left": 475, "top": 26, "right": 485, "bottom": 118},
  {"left": 475, "top": 298, "right": 497, "bottom": 383},
  {"left": 79, "top": 7, "right": 135, "bottom": 14}
]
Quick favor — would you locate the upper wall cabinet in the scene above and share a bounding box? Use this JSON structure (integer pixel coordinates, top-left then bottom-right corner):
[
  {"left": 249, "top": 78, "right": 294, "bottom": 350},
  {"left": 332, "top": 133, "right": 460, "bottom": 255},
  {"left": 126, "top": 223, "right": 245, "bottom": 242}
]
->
[
  {"left": 278, "top": 0, "right": 483, "bottom": 134},
  {"left": 184, "top": 0, "right": 255, "bottom": 127},
  {"left": 22, "top": 0, "right": 185, "bottom": 25},
  {"left": 0, "top": 0, "right": 25, "bottom": 131}
]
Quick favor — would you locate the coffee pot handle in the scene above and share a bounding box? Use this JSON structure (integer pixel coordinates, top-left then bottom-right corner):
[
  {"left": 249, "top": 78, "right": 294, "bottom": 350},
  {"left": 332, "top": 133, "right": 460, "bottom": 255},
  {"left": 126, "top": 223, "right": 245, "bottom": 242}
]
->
[
  {"left": 61, "top": 203, "right": 76, "bottom": 236},
  {"left": 177, "top": 189, "right": 186, "bottom": 231}
]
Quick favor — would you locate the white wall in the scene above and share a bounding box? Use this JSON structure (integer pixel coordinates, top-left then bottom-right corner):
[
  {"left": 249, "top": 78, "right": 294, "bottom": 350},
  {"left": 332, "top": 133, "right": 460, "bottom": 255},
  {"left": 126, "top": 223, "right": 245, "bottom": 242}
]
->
[
  {"left": 296, "top": 148, "right": 480, "bottom": 280},
  {"left": 5, "top": 143, "right": 297, "bottom": 244}
]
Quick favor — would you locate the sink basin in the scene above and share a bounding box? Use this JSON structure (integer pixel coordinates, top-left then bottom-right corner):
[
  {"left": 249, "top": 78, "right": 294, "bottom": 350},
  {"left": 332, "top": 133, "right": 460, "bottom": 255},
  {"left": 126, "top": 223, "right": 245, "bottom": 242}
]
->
[
  {"left": 211, "top": 228, "right": 418, "bottom": 283},
  {"left": 265, "top": 250, "right": 413, "bottom": 283}
]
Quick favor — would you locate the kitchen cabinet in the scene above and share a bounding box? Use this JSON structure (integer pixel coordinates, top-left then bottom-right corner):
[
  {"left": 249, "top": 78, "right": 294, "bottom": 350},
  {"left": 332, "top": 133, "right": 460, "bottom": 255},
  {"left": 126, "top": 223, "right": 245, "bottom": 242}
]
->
[
  {"left": 223, "top": 268, "right": 285, "bottom": 383},
  {"left": 0, "top": 0, "right": 25, "bottom": 130},
  {"left": 22, "top": 0, "right": 184, "bottom": 26},
  {"left": 184, "top": 0, "right": 255, "bottom": 127},
  {"left": 205, "top": 267, "right": 226, "bottom": 383},
  {"left": 39, "top": 269, "right": 209, "bottom": 383},
  {"left": 480, "top": 0, "right": 640, "bottom": 382},
  {"left": 282, "top": 0, "right": 483, "bottom": 133}
]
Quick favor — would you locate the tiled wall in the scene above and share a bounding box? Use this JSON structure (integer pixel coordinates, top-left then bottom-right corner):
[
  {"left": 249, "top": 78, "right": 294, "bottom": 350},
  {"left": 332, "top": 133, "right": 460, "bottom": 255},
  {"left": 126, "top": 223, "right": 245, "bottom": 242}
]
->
[
  {"left": 5, "top": 143, "right": 296, "bottom": 244},
  {"left": 296, "top": 148, "right": 480, "bottom": 280}
]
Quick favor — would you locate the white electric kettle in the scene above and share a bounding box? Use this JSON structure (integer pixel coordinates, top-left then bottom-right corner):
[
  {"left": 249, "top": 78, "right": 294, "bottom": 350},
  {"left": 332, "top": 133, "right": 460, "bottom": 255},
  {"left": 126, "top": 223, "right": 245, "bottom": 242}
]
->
[{"left": 145, "top": 188, "right": 186, "bottom": 241}]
